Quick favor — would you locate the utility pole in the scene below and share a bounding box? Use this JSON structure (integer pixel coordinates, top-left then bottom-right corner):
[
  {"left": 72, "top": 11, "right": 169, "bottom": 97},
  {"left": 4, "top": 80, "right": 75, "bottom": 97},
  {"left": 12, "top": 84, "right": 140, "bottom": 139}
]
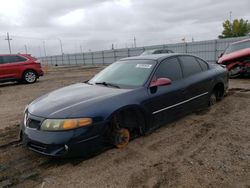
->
[
  {"left": 24, "top": 45, "right": 28, "bottom": 54},
  {"left": 5, "top": 32, "right": 12, "bottom": 54},
  {"left": 111, "top": 43, "right": 114, "bottom": 50},
  {"left": 229, "top": 11, "right": 232, "bottom": 23},
  {"left": 58, "top": 38, "right": 63, "bottom": 55},
  {"left": 134, "top": 37, "right": 136, "bottom": 48},
  {"left": 43, "top": 41, "right": 47, "bottom": 57}
]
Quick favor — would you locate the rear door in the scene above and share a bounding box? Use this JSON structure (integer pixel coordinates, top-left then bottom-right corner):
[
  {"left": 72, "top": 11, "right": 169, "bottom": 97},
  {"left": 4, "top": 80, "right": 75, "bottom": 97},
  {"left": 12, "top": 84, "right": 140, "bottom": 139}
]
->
[
  {"left": 178, "top": 55, "right": 211, "bottom": 111},
  {"left": 0, "top": 55, "right": 27, "bottom": 79},
  {"left": 0, "top": 56, "right": 6, "bottom": 79},
  {"left": 143, "top": 57, "right": 187, "bottom": 128}
]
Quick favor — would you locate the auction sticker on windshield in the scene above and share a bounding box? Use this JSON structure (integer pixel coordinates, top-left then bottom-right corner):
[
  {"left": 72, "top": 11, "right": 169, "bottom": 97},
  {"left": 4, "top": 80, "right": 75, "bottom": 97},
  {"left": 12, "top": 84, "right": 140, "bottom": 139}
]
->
[{"left": 136, "top": 64, "right": 152, "bottom": 68}]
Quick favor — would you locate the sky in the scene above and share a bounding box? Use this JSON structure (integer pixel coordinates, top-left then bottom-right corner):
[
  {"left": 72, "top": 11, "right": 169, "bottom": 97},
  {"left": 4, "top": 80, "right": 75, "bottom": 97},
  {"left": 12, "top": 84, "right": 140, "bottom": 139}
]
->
[{"left": 0, "top": 0, "right": 249, "bottom": 56}]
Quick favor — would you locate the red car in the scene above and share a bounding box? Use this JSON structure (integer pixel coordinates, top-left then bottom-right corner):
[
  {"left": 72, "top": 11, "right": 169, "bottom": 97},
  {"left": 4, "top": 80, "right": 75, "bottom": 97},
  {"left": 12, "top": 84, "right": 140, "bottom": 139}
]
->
[
  {"left": 218, "top": 38, "right": 250, "bottom": 78},
  {"left": 0, "top": 54, "right": 43, "bottom": 84}
]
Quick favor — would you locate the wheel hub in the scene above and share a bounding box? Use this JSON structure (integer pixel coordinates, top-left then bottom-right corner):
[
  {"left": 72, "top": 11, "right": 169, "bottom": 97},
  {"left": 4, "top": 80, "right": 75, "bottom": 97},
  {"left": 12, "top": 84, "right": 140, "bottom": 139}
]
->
[{"left": 114, "top": 128, "right": 130, "bottom": 149}]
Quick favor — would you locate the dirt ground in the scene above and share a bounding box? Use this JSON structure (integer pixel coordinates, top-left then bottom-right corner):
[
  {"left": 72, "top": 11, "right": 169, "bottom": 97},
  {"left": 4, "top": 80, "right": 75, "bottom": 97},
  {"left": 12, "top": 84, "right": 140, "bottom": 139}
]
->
[{"left": 0, "top": 66, "right": 249, "bottom": 188}]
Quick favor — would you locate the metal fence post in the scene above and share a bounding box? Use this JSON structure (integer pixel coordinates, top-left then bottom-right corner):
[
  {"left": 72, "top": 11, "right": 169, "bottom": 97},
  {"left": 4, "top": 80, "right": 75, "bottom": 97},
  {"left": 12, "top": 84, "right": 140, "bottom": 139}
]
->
[
  {"left": 92, "top": 52, "right": 94, "bottom": 65},
  {"left": 83, "top": 53, "right": 85, "bottom": 65},
  {"left": 102, "top": 51, "right": 105, "bottom": 65},
  {"left": 128, "top": 48, "right": 130, "bottom": 57},
  {"left": 114, "top": 50, "right": 116, "bottom": 61},
  {"left": 62, "top": 54, "right": 64, "bottom": 65},
  {"left": 51, "top": 56, "right": 53, "bottom": 65},
  {"left": 75, "top": 54, "right": 77, "bottom": 65},
  {"left": 68, "top": 54, "right": 70, "bottom": 65},
  {"left": 185, "top": 42, "right": 188, "bottom": 53},
  {"left": 214, "top": 40, "right": 217, "bottom": 63}
]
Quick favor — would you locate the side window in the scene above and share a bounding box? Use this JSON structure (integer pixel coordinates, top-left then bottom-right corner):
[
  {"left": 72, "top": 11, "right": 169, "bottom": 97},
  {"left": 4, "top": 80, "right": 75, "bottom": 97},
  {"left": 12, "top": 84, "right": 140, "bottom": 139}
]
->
[
  {"left": 155, "top": 58, "right": 182, "bottom": 81},
  {"left": 2, "top": 55, "right": 26, "bottom": 63},
  {"left": 0, "top": 57, "right": 4, "bottom": 64},
  {"left": 179, "top": 56, "right": 202, "bottom": 77},
  {"left": 196, "top": 57, "right": 209, "bottom": 71}
]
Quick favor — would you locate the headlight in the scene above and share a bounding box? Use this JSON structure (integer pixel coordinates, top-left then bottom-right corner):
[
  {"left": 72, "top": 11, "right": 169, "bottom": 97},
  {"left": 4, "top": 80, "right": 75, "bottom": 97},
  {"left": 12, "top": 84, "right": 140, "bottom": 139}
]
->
[
  {"left": 23, "top": 112, "right": 28, "bottom": 127},
  {"left": 40, "top": 118, "right": 92, "bottom": 131},
  {"left": 24, "top": 105, "right": 29, "bottom": 113}
]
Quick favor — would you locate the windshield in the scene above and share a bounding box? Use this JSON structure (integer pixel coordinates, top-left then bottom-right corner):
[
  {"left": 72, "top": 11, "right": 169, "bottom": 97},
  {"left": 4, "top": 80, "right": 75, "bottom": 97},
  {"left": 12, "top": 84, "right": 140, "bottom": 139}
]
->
[
  {"left": 225, "top": 40, "right": 250, "bottom": 54},
  {"left": 89, "top": 60, "right": 156, "bottom": 88}
]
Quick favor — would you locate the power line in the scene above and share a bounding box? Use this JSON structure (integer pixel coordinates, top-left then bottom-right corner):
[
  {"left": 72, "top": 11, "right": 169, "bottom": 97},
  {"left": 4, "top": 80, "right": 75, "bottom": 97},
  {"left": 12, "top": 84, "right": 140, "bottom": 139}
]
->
[{"left": 5, "top": 32, "right": 12, "bottom": 54}]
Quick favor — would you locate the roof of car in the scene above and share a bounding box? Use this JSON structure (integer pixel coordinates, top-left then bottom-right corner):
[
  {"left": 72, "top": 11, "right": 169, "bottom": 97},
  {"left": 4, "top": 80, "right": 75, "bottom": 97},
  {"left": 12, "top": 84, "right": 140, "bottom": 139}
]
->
[
  {"left": 0, "top": 54, "right": 31, "bottom": 56},
  {"left": 120, "top": 53, "right": 187, "bottom": 61},
  {"left": 232, "top": 38, "right": 250, "bottom": 44}
]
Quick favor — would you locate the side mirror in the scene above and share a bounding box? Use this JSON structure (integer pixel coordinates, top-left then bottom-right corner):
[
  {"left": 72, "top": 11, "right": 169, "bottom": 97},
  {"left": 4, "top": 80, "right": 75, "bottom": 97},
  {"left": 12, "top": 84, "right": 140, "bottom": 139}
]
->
[{"left": 150, "top": 78, "right": 172, "bottom": 87}]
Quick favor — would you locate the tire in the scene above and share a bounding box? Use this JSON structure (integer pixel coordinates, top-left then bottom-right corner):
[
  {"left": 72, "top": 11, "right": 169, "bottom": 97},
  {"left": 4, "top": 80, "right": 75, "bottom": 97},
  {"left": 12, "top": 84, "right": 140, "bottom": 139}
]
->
[
  {"left": 23, "top": 70, "right": 37, "bottom": 84},
  {"left": 209, "top": 92, "right": 217, "bottom": 106}
]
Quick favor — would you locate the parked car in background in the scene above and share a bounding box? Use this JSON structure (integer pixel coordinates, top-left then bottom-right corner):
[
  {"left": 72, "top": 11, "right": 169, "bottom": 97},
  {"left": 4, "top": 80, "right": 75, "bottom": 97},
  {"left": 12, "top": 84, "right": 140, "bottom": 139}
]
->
[
  {"left": 218, "top": 38, "right": 250, "bottom": 78},
  {"left": 0, "top": 54, "right": 43, "bottom": 84},
  {"left": 21, "top": 54, "right": 228, "bottom": 157},
  {"left": 140, "top": 48, "right": 174, "bottom": 55}
]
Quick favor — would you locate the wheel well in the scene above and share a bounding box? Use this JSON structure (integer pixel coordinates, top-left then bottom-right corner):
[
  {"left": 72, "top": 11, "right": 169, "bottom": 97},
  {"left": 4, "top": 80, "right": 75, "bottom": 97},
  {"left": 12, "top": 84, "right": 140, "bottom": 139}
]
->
[
  {"left": 213, "top": 82, "right": 224, "bottom": 100},
  {"left": 22, "top": 69, "right": 38, "bottom": 78},
  {"left": 110, "top": 106, "right": 147, "bottom": 135}
]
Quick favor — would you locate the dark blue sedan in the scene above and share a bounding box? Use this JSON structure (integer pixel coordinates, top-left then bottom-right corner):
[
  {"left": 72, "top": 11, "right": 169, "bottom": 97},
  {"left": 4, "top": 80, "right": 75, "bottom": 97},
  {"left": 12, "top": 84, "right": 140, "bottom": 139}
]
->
[{"left": 20, "top": 54, "right": 228, "bottom": 157}]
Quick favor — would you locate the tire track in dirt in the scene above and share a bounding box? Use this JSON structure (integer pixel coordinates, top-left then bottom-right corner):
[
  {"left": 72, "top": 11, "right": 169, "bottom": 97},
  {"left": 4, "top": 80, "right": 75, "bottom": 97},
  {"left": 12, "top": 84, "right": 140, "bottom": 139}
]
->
[{"left": 126, "top": 89, "right": 250, "bottom": 188}]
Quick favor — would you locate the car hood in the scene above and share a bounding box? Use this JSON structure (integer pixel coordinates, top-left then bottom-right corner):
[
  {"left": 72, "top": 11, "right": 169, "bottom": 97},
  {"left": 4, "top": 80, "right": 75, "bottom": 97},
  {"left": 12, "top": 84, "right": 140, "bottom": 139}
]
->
[
  {"left": 28, "top": 83, "right": 130, "bottom": 118},
  {"left": 218, "top": 48, "right": 250, "bottom": 63}
]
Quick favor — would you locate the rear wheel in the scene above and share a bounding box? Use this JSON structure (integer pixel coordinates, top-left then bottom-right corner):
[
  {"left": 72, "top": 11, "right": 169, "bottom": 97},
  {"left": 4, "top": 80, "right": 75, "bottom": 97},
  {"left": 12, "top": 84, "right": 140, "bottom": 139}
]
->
[
  {"left": 209, "top": 92, "right": 217, "bottom": 106},
  {"left": 23, "top": 70, "right": 37, "bottom": 84}
]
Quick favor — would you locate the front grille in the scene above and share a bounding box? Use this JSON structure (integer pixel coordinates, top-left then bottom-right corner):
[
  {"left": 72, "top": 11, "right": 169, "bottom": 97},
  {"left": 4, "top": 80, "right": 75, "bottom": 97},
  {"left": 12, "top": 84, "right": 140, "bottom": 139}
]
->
[{"left": 27, "top": 119, "right": 41, "bottom": 129}]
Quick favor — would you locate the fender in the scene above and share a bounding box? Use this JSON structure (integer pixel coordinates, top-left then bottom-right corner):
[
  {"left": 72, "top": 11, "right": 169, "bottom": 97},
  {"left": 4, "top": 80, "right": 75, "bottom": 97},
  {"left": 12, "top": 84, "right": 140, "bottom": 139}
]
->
[{"left": 107, "top": 104, "right": 151, "bottom": 134}]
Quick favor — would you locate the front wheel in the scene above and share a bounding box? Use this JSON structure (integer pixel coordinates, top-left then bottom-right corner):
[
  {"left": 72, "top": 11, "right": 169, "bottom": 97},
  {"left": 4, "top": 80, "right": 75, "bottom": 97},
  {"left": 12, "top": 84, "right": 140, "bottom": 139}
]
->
[
  {"left": 23, "top": 70, "right": 37, "bottom": 84},
  {"left": 113, "top": 128, "right": 130, "bottom": 149}
]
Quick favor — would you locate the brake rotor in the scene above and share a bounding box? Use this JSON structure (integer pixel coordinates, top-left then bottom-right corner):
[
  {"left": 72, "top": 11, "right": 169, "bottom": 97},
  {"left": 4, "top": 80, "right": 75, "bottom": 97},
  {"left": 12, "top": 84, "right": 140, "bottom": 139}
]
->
[{"left": 114, "top": 128, "right": 130, "bottom": 149}]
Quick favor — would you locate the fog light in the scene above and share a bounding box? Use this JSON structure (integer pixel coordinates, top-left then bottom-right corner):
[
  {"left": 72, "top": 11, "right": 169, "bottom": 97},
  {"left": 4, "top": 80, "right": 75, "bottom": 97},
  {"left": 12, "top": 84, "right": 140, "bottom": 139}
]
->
[{"left": 64, "top": 144, "right": 69, "bottom": 151}]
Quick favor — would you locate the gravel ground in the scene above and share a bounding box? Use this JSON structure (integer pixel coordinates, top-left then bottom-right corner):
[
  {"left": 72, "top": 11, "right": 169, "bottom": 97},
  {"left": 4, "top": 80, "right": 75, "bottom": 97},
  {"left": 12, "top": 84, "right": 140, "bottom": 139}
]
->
[{"left": 0, "top": 66, "right": 249, "bottom": 188}]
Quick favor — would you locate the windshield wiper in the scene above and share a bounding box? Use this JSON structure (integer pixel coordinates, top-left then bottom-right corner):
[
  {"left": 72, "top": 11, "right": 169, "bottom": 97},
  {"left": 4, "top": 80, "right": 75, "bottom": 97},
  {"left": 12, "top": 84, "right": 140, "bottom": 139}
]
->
[{"left": 95, "top": 82, "right": 120, "bottom": 88}]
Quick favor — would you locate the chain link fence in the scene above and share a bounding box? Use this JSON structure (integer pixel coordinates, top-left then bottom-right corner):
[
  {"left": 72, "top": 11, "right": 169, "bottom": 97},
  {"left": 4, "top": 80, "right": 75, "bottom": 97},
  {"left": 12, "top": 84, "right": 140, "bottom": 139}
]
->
[{"left": 39, "top": 36, "right": 249, "bottom": 66}]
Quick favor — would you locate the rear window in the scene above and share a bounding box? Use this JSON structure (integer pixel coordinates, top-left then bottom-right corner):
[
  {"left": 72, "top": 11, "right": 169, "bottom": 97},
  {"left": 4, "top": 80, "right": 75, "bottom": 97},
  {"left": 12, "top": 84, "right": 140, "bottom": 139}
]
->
[
  {"left": 196, "top": 57, "right": 209, "bottom": 71},
  {"left": 179, "top": 56, "right": 203, "bottom": 77}
]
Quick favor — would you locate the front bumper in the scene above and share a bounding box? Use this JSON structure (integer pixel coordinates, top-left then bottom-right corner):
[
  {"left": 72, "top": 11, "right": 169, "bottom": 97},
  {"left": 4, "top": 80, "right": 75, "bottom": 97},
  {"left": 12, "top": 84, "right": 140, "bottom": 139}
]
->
[{"left": 21, "top": 113, "right": 109, "bottom": 157}]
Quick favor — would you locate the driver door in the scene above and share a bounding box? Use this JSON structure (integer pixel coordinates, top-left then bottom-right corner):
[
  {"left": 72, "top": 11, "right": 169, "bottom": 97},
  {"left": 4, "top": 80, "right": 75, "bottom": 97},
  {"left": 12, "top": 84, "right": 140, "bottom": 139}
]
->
[{"left": 143, "top": 57, "right": 188, "bottom": 129}]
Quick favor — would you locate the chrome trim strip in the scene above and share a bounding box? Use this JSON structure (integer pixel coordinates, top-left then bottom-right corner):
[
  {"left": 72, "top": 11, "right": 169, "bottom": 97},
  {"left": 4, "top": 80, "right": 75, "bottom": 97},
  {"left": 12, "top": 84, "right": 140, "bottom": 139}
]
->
[{"left": 152, "top": 92, "right": 208, "bottom": 114}]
